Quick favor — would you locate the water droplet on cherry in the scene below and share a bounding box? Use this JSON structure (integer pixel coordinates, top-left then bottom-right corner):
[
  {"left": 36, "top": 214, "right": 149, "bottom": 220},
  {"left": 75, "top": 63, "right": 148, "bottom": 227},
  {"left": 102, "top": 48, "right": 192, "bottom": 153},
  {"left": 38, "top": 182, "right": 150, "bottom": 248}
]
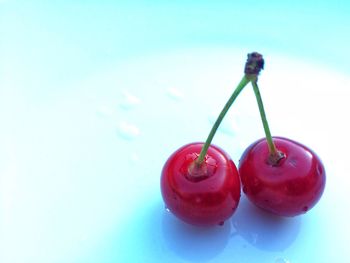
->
[{"left": 205, "top": 155, "right": 218, "bottom": 168}]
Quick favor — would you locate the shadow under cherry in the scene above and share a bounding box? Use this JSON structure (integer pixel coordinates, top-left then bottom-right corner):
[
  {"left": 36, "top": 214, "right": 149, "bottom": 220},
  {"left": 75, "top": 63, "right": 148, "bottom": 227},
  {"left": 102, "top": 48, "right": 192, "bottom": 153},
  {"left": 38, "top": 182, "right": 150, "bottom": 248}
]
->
[
  {"left": 161, "top": 209, "right": 232, "bottom": 262},
  {"left": 231, "top": 196, "right": 301, "bottom": 252}
]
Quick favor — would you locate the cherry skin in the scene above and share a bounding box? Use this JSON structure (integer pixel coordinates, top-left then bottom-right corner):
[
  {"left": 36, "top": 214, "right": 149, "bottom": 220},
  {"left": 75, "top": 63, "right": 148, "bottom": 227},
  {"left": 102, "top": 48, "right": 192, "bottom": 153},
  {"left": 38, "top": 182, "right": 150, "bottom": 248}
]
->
[
  {"left": 239, "top": 137, "right": 326, "bottom": 217},
  {"left": 161, "top": 143, "right": 241, "bottom": 226}
]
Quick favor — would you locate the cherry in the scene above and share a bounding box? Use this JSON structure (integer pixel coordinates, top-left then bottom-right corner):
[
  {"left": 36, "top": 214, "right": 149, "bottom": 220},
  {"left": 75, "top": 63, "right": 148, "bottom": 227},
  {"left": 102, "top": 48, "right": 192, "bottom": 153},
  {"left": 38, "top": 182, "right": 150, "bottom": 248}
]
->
[
  {"left": 239, "top": 137, "right": 326, "bottom": 217},
  {"left": 161, "top": 51, "right": 326, "bottom": 225},
  {"left": 161, "top": 143, "right": 241, "bottom": 226},
  {"left": 238, "top": 52, "right": 326, "bottom": 217},
  {"left": 160, "top": 64, "right": 252, "bottom": 226}
]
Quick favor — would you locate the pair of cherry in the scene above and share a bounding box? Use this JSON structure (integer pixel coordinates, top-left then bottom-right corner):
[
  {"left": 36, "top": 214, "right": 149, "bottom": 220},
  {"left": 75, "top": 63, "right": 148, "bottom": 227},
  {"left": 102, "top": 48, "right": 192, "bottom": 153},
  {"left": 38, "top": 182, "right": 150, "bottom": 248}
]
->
[{"left": 161, "top": 53, "right": 326, "bottom": 226}]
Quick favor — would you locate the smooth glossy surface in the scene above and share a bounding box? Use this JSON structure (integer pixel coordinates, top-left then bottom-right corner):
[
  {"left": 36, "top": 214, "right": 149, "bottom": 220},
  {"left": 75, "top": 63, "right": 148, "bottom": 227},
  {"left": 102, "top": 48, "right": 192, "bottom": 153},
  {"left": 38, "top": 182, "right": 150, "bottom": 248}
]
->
[
  {"left": 161, "top": 143, "right": 241, "bottom": 226},
  {"left": 239, "top": 137, "right": 326, "bottom": 217}
]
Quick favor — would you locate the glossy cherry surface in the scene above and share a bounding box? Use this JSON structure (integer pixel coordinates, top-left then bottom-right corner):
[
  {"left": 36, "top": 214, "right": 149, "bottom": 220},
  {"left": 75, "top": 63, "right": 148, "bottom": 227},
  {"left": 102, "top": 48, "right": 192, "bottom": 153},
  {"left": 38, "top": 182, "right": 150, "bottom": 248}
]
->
[
  {"left": 161, "top": 143, "right": 241, "bottom": 226},
  {"left": 239, "top": 137, "right": 326, "bottom": 217}
]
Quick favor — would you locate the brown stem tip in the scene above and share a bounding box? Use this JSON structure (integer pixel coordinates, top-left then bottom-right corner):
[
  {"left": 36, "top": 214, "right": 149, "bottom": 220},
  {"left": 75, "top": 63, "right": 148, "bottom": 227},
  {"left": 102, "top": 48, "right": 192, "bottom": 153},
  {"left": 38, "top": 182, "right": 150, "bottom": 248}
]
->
[{"left": 244, "top": 52, "right": 264, "bottom": 76}]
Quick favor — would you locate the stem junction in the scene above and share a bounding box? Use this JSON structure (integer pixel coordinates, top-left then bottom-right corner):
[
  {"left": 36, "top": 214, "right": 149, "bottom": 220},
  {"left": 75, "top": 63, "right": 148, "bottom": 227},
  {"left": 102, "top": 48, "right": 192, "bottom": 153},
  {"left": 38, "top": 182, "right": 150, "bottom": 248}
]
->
[{"left": 193, "top": 52, "right": 284, "bottom": 171}]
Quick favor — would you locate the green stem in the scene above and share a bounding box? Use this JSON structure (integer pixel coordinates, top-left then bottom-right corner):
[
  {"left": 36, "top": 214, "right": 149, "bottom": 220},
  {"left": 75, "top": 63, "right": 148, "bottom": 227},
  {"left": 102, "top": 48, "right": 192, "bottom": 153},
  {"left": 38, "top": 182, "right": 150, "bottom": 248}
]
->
[
  {"left": 251, "top": 81, "right": 285, "bottom": 165},
  {"left": 251, "top": 81, "right": 277, "bottom": 155},
  {"left": 196, "top": 76, "right": 250, "bottom": 164}
]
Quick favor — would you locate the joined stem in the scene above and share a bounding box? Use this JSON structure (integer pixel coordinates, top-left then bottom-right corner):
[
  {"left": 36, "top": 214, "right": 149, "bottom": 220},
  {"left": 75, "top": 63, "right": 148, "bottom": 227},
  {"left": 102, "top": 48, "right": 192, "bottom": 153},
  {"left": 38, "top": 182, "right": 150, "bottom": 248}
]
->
[{"left": 194, "top": 52, "right": 283, "bottom": 168}]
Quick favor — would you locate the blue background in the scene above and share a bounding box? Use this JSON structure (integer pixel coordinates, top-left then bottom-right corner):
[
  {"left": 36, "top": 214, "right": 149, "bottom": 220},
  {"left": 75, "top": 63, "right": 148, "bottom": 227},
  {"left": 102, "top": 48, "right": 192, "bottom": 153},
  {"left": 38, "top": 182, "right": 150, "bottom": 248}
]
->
[{"left": 1, "top": 1, "right": 350, "bottom": 263}]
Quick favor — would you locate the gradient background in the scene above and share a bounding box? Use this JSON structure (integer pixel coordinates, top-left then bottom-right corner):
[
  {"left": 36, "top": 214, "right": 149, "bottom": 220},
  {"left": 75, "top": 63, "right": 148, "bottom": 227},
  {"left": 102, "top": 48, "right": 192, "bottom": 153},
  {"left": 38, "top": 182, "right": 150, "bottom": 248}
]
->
[{"left": 1, "top": 1, "right": 350, "bottom": 263}]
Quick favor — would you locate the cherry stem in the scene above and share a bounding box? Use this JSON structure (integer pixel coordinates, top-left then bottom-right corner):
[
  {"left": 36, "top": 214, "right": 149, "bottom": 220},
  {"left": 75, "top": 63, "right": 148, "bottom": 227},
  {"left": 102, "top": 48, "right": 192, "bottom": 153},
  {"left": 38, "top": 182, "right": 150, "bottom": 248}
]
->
[
  {"left": 251, "top": 81, "right": 277, "bottom": 154},
  {"left": 195, "top": 52, "right": 284, "bottom": 167},
  {"left": 251, "top": 80, "right": 285, "bottom": 164},
  {"left": 195, "top": 76, "right": 251, "bottom": 165}
]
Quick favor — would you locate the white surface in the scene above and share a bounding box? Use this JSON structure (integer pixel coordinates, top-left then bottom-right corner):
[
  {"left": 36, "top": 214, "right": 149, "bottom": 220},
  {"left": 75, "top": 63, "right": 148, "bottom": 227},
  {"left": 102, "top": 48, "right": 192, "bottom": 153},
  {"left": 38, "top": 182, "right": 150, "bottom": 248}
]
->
[
  {"left": 1, "top": 1, "right": 350, "bottom": 262},
  {"left": 1, "top": 48, "right": 350, "bottom": 262}
]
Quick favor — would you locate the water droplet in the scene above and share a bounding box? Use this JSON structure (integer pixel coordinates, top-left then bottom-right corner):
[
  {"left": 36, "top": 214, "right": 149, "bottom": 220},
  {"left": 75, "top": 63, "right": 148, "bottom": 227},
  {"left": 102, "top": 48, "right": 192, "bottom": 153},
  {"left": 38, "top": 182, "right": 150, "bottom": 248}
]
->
[
  {"left": 166, "top": 88, "right": 184, "bottom": 100},
  {"left": 119, "top": 91, "right": 141, "bottom": 110},
  {"left": 130, "top": 153, "right": 139, "bottom": 163},
  {"left": 165, "top": 206, "right": 170, "bottom": 212},
  {"left": 205, "top": 155, "right": 217, "bottom": 167},
  {"left": 96, "top": 105, "right": 114, "bottom": 116},
  {"left": 117, "top": 121, "right": 140, "bottom": 140},
  {"left": 275, "top": 257, "right": 290, "bottom": 263}
]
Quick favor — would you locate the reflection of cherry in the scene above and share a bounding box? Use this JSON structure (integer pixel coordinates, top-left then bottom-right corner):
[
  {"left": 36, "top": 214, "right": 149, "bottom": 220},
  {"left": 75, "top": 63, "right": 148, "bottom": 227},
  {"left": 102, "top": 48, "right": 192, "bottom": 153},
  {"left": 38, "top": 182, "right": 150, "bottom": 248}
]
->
[
  {"left": 239, "top": 52, "right": 326, "bottom": 217},
  {"left": 231, "top": 197, "right": 301, "bottom": 251},
  {"left": 161, "top": 143, "right": 240, "bottom": 226}
]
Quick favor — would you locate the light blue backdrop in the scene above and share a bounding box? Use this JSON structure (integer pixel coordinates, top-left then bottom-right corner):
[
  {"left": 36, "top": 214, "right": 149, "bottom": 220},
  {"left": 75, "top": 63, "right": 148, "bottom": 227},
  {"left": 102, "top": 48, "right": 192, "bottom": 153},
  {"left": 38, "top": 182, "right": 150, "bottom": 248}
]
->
[{"left": 1, "top": 1, "right": 350, "bottom": 263}]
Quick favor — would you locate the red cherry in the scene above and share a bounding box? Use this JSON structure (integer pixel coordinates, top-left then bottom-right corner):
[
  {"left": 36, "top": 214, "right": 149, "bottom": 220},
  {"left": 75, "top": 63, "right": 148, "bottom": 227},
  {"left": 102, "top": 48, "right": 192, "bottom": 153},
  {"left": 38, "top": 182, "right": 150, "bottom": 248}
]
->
[
  {"left": 239, "top": 137, "right": 326, "bottom": 217},
  {"left": 161, "top": 143, "right": 241, "bottom": 226},
  {"left": 160, "top": 53, "right": 262, "bottom": 226}
]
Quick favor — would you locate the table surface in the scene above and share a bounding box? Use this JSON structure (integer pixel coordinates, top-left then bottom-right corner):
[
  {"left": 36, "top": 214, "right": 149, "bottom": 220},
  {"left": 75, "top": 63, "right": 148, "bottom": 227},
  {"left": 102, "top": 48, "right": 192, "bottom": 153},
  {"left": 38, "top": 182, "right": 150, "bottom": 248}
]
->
[{"left": 1, "top": 1, "right": 350, "bottom": 263}]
